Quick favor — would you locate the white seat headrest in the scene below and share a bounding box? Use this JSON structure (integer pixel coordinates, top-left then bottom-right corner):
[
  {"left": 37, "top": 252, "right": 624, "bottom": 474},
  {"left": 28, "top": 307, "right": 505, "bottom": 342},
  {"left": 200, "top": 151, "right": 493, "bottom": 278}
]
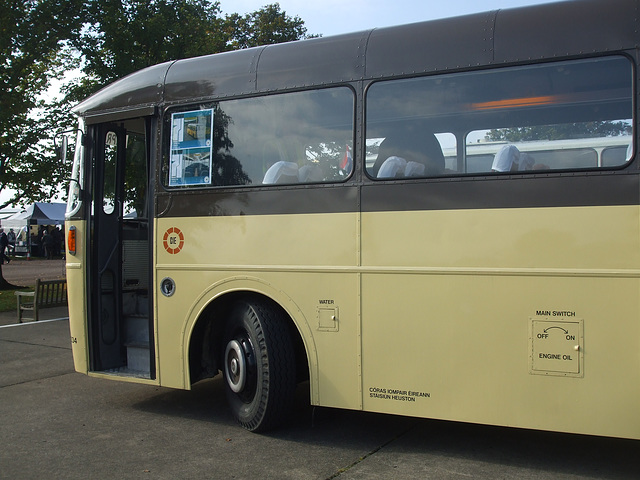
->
[
  {"left": 377, "top": 156, "right": 407, "bottom": 178},
  {"left": 492, "top": 145, "right": 520, "bottom": 172},
  {"left": 263, "top": 161, "right": 299, "bottom": 184}
]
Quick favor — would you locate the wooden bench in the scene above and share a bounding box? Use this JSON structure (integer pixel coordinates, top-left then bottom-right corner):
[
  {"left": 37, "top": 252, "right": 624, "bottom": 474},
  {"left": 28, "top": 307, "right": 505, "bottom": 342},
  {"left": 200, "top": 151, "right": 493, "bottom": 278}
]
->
[{"left": 15, "top": 278, "right": 68, "bottom": 323}]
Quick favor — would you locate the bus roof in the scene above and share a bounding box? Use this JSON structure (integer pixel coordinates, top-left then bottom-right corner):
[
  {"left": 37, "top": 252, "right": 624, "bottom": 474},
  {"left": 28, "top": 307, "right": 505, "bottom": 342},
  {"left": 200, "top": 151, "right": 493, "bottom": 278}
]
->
[{"left": 73, "top": 0, "right": 638, "bottom": 123}]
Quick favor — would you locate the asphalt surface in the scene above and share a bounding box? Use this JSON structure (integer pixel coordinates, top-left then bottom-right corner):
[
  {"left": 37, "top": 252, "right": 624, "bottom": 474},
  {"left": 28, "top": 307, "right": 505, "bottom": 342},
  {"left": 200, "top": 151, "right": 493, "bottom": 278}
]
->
[
  {"left": 1, "top": 257, "right": 66, "bottom": 289},
  {"left": 1, "top": 261, "right": 639, "bottom": 479}
]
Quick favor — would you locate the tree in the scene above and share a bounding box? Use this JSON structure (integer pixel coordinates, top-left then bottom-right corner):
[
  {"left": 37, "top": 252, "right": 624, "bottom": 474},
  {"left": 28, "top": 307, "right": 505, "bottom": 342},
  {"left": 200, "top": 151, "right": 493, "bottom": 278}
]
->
[
  {"left": 0, "top": 0, "right": 82, "bottom": 207},
  {"left": 66, "top": 2, "right": 314, "bottom": 102},
  {"left": 0, "top": 0, "right": 82, "bottom": 288},
  {"left": 486, "top": 122, "right": 632, "bottom": 142},
  {"left": 67, "top": 0, "right": 227, "bottom": 102},
  {"left": 224, "top": 3, "right": 312, "bottom": 50}
]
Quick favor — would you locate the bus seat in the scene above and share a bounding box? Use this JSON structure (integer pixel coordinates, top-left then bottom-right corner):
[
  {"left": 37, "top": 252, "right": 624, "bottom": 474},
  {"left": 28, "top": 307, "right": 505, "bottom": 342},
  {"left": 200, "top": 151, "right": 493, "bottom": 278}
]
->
[
  {"left": 377, "top": 156, "right": 407, "bottom": 178},
  {"left": 371, "top": 131, "right": 444, "bottom": 177},
  {"left": 298, "top": 164, "right": 324, "bottom": 183},
  {"left": 262, "top": 161, "right": 299, "bottom": 184},
  {"left": 491, "top": 144, "right": 520, "bottom": 172},
  {"left": 405, "top": 161, "right": 425, "bottom": 177},
  {"left": 377, "top": 157, "right": 427, "bottom": 178}
]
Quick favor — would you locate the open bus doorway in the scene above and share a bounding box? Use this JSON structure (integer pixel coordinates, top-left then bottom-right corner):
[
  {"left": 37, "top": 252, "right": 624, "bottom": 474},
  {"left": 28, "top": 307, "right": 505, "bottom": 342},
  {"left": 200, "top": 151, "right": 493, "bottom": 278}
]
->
[{"left": 87, "top": 118, "right": 154, "bottom": 378}]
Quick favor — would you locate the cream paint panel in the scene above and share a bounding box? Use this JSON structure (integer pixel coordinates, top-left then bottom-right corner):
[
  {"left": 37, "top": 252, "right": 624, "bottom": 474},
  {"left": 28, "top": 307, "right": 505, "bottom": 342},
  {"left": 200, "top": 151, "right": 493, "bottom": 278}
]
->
[
  {"left": 274, "top": 272, "right": 361, "bottom": 409},
  {"left": 155, "top": 213, "right": 361, "bottom": 408},
  {"left": 362, "top": 206, "right": 640, "bottom": 271},
  {"left": 158, "top": 212, "right": 359, "bottom": 268},
  {"left": 361, "top": 273, "right": 640, "bottom": 438},
  {"left": 70, "top": 204, "right": 640, "bottom": 437},
  {"left": 360, "top": 205, "right": 640, "bottom": 439},
  {"left": 154, "top": 269, "right": 361, "bottom": 408},
  {"left": 66, "top": 220, "right": 89, "bottom": 374}
]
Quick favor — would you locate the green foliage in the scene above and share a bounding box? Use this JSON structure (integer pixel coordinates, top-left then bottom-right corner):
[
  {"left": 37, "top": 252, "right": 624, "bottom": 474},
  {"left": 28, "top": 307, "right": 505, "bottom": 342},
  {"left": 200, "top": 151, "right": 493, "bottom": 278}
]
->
[
  {"left": 68, "top": 0, "right": 226, "bottom": 101},
  {"left": 66, "top": 1, "right": 313, "bottom": 102},
  {"left": 224, "top": 3, "right": 311, "bottom": 50},
  {"left": 0, "top": 0, "right": 83, "bottom": 208}
]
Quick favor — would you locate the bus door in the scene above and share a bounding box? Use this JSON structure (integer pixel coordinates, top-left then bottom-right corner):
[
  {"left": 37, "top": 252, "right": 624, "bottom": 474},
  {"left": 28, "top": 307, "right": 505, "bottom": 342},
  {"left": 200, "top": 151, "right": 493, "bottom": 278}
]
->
[{"left": 88, "top": 120, "right": 154, "bottom": 378}]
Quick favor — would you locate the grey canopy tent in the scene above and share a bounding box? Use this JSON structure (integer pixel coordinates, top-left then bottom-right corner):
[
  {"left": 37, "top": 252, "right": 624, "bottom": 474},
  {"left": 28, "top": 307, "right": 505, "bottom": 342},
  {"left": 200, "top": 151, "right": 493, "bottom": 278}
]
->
[
  {"left": 0, "top": 202, "right": 66, "bottom": 256},
  {"left": 0, "top": 202, "right": 66, "bottom": 229}
]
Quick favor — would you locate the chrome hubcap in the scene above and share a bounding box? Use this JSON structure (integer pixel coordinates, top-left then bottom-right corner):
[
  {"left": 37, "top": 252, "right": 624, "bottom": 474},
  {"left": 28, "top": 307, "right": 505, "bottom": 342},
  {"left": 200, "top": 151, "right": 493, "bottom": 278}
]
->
[{"left": 225, "top": 339, "right": 246, "bottom": 393}]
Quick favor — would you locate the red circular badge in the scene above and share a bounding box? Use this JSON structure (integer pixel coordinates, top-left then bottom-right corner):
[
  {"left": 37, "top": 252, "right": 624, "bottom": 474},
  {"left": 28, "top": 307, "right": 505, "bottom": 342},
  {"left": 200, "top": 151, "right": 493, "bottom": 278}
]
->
[{"left": 163, "top": 227, "right": 184, "bottom": 254}]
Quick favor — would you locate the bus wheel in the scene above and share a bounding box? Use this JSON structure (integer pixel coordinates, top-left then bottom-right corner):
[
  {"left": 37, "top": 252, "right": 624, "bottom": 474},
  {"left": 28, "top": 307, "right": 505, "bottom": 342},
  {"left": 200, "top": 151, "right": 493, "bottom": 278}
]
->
[{"left": 222, "top": 299, "right": 296, "bottom": 432}]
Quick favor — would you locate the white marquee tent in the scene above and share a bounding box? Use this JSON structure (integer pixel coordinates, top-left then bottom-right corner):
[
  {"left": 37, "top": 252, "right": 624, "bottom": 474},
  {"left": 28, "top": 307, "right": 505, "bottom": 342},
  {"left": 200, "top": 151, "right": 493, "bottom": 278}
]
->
[{"left": 0, "top": 202, "right": 66, "bottom": 229}]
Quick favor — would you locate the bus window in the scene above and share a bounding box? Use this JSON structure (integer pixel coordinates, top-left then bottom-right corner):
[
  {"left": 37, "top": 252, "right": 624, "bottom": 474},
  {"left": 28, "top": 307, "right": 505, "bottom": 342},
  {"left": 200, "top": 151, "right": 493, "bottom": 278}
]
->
[
  {"left": 466, "top": 130, "right": 632, "bottom": 172},
  {"left": 164, "top": 87, "right": 354, "bottom": 188},
  {"left": 602, "top": 144, "right": 632, "bottom": 166},
  {"left": 366, "top": 56, "right": 633, "bottom": 177},
  {"left": 102, "top": 131, "right": 118, "bottom": 214}
]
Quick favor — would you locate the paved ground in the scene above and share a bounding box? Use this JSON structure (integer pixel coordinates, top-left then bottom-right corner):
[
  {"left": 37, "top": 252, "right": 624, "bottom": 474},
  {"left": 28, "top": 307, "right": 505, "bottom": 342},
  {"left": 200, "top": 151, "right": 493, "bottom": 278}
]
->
[
  {"left": 1, "top": 257, "right": 66, "bottom": 287},
  {"left": 1, "top": 308, "right": 639, "bottom": 479}
]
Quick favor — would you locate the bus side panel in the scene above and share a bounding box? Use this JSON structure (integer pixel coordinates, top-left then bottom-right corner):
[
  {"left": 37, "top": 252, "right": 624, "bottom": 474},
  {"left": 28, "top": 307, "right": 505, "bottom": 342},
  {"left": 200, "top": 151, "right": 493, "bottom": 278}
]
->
[
  {"left": 360, "top": 206, "right": 640, "bottom": 439},
  {"left": 267, "top": 271, "right": 361, "bottom": 409},
  {"left": 154, "top": 212, "right": 363, "bottom": 410},
  {"left": 66, "top": 220, "right": 89, "bottom": 374}
]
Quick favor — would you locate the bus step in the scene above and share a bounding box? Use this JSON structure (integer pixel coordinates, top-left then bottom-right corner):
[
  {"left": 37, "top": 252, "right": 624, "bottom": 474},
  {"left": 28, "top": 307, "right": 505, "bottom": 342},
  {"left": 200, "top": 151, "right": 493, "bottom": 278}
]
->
[
  {"left": 125, "top": 315, "right": 149, "bottom": 345},
  {"left": 125, "top": 342, "right": 150, "bottom": 374}
]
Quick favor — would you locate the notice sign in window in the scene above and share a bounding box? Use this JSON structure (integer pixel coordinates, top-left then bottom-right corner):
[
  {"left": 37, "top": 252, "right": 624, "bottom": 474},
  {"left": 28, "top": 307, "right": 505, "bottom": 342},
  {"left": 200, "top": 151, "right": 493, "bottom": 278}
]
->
[{"left": 170, "top": 109, "right": 214, "bottom": 186}]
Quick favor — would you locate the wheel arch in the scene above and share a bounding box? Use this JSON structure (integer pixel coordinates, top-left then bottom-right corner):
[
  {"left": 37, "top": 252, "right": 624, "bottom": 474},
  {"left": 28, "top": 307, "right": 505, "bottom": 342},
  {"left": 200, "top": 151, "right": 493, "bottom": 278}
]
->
[{"left": 182, "top": 277, "right": 318, "bottom": 402}]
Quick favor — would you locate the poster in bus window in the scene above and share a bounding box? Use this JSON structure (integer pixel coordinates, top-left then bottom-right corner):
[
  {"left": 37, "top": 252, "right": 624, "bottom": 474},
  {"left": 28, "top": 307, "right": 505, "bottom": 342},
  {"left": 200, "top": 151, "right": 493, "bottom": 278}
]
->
[{"left": 170, "top": 109, "right": 214, "bottom": 186}]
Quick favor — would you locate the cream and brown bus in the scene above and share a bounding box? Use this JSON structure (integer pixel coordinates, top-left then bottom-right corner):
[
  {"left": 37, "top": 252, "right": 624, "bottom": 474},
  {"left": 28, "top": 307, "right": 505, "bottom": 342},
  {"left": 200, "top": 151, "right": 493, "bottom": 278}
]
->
[{"left": 65, "top": 0, "right": 640, "bottom": 438}]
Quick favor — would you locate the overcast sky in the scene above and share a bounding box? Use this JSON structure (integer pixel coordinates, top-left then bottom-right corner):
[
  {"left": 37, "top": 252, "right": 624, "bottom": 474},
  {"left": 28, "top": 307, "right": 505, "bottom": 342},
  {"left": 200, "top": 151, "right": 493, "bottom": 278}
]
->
[{"left": 219, "top": 0, "right": 557, "bottom": 37}]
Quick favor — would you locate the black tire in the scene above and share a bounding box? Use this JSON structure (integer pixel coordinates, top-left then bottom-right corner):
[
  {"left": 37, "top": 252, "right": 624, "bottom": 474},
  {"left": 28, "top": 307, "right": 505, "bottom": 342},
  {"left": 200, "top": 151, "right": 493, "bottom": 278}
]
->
[{"left": 222, "top": 299, "right": 296, "bottom": 432}]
